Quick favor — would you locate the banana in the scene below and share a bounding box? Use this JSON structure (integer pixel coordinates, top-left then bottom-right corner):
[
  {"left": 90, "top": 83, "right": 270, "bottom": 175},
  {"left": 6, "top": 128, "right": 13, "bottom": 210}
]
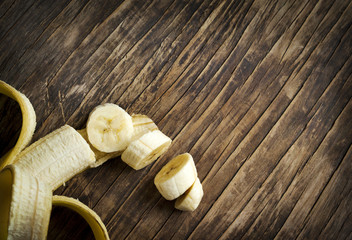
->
[
  {"left": 0, "top": 80, "right": 36, "bottom": 170},
  {"left": 0, "top": 82, "right": 112, "bottom": 239},
  {"left": 154, "top": 153, "right": 197, "bottom": 200},
  {"left": 87, "top": 103, "right": 133, "bottom": 153},
  {"left": 77, "top": 115, "right": 157, "bottom": 168},
  {"left": 175, "top": 178, "right": 203, "bottom": 211},
  {"left": 121, "top": 130, "right": 172, "bottom": 170},
  {"left": 14, "top": 125, "right": 95, "bottom": 190},
  {"left": 77, "top": 128, "right": 122, "bottom": 168},
  {"left": 131, "top": 114, "right": 158, "bottom": 142},
  {"left": 52, "top": 196, "right": 109, "bottom": 240},
  {"left": 1, "top": 80, "right": 206, "bottom": 238},
  {"left": 0, "top": 165, "right": 52, "bottom": 240}
]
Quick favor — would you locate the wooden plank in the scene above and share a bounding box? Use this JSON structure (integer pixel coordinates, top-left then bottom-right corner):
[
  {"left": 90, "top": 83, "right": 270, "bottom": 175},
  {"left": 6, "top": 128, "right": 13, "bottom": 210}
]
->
[
  {"left": 297, "top": 144, "right": 352, "bottom": 239},
  {"left": 118, "top": 0, "right": 310, "bottom": 237},
  {"left": 273, "top": 99, "right": 352, "bottom": 239},
  {"left": 318, "top": 189, "right": 352, "bottom": 239},
  {"left": 0, "top": 0, "right": 351, "bottom": 239},
  {"left": 0, "top": 0, "right": 16, "bottom": 18},
  {"left": 186, "top": 4, "right": 352, "bottom": 239},
  {"left": 0, "top": 0, "right": 36, "bottom": 40},
  {"left": 227, "top": 59, "right": 352, "bottom": 239},
  {"left": 153, "top": 0, "right": 352, "bottom": 238},
  {"left": 2, "top": 0, "right": 126, "bottom": 136},
  {"left": 32, "top": 0, "right": 173, "bottom": 137}
]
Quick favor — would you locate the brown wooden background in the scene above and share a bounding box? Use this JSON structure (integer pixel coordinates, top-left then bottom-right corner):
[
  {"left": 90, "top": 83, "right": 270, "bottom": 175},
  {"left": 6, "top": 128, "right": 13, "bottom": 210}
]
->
[{"left": 1, "top": 0, "right": 352, "bottom": 239}]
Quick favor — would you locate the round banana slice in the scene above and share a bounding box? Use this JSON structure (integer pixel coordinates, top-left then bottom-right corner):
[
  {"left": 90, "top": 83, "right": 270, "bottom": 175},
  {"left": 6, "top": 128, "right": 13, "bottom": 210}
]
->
[
  {"left": 154, "top": 153, "right": 197, "bottom": 200},
  {"left": 0, "top": 80, "right": 36, "bottom": 170},
  {"left": 0, "top": 165, "right": 52, "bottom": 240},
  {"left": 175, "top": 178, "right": 203, "bottom": 211},
  {"left": 77, "top": 128, "right": 122, "bottom": 168},
  {"left": 121, "top": 130, "right": 172, "bottom": 170},
  {"left": 52, "top": 196, "right": 110, "bottom": 240},
  {"left": 14, "top": 125, "right": 95, "bottom": 190},
  {"left": 131, "top": 114, "right": 158, "bottom": 142},
  {"left": 87, "top": 103, "right": 133, "bottom": 153}
]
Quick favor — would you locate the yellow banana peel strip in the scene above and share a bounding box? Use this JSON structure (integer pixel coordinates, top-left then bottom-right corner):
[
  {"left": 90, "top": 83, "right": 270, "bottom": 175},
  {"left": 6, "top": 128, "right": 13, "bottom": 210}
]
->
[
  {"left": 0, "top": 80, "right": 36, "bottom": 170},
  {"left": 0, "top": 81, "right": 109, "bottom": 239},
  {"left": 52, "top": 196, "right": 110, "bottom": 240}
]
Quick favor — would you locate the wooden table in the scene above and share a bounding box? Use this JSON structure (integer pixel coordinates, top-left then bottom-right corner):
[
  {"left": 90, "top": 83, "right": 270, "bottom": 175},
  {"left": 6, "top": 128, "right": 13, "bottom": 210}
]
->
[{"left": 1, "top": 0, "right": 351, "bottom": 239}]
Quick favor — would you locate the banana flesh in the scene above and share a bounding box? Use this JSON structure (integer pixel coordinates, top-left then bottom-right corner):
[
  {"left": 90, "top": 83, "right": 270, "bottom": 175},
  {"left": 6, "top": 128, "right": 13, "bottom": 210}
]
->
[
  {"left": 155, "top": 153, "right": 204, "bottom": 210},
  {"left": 0, "top": 80, "right": 36, "bottom": 170},
  {"left": 131, "top": 114, "right": 158, "bottom": 142},
  {"left": 14, "top": 125, "right": 95, "bottom": 191},
  {"left": 77, "top": 128, "right": 122, "bottom": 168},
  {"left": 0, "top": 165, "right": 52, "bottom": 240},
  {"left": 154, "top": 153, "right": 197, "bottom": 200},
  {"left": 175, "top": 178, "right": 203, "bottom": 211},
  {"left": 87, "top": 103, "right": 133, "bottom": 153},
  {"left": 121, "top": 130, "right": 172, "bottom": 170},
  {"left": 77, "top": 114, "right": 158, "bottom": 168}
]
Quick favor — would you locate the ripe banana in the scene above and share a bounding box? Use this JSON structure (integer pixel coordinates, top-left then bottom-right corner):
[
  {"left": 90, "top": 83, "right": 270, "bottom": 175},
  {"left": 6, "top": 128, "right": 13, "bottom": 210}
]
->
[
  {"left": 121, "top": 130, "right": 172, "bottom": 170},
  {"left": 154, "top": 153, "right": 197, "bottom": 200},
  {"left": 52, "top": 196, "right": 109, "bottom": 240},
  {"left": 0, "top": 165, "right": 52, "bottom": 240},
  {"left": 87, "top": 103, "right": 133, "bottom": 153},
  {"left": 14, "top": 125, "right": 95, "bottom": 190},
  {"left": 0, "top": 80, "right": 36, "bottom": 170},
  {"left": 175, "top": 178, "right": 203, "bottom": 211}
]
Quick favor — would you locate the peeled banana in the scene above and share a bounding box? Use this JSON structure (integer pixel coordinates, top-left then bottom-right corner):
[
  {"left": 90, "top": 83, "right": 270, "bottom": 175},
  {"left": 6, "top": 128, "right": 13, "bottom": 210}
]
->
[
  {"left": 87, "top": 103, "right": 133, "bottom": 153},
  {"left": 175, "top": 178, "right": 203, "bottom": 211},
  {"left": 0, "top": 165, "right": 52, "bottom": 240},
  {"left": 14, "top": 125, "right": 95, "bottom": 190},
  {"left": 154, "top": 153, "right": 197, "bottom": 200},
  {"left": 121, "top": 130, "right": 172, "bottom": 170},
  {"left": 0, "top": 81, "right": 111, "bottom": 240}
]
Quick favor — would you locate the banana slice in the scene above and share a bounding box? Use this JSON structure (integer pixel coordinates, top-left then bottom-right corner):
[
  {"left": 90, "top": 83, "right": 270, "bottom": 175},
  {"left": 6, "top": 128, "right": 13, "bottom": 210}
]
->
[
  {"left": 14, "top": 125, "right": 95, "bottom": 190},
  {"left": 77, "top": 114, "right": 157, "bottom": 168},
  {"left": 121, "top": 130, "right": 172, "bottom": 170},
  {"left": 0, "top": 80, "right": 36, "bottom": 170},
  {"left": 175, "top": 178, "right": 203, "bottom": 211},
  {"left": 131, "top": 114, "right": 158, "bottom": 142},
  {"left": 0, "top": 165, "right": 52, "bottom": 240},
  {"left": 154, "top": 153, "right": 197, "bottom": 200},
  {"left": 87, "top": 103, "right": 133, "bottom": 153},
  {"left": 77, "top": 128, "right": 122, "bottom": 168}
]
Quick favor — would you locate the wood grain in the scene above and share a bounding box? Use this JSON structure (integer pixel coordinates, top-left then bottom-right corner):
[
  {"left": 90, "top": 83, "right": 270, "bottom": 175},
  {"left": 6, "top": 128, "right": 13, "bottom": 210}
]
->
[{"left": 1, "top": 0, "right": 351, "bottom": 239}]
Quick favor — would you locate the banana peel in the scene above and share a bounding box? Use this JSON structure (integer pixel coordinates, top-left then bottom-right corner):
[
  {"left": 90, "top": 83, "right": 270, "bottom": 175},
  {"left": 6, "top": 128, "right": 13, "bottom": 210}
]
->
[
  {"left": 0, "top": 80, "right": 36, "bottom": 170},
  {"left": 0, "top": 80, "right": 109, "bottom": 240}
]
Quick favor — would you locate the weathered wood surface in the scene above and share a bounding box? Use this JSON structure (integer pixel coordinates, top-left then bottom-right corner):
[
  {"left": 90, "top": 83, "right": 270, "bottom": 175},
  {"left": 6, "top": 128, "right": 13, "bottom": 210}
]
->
[{"left": 1, "top": 0, "right": 351, "bottom": 239}]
